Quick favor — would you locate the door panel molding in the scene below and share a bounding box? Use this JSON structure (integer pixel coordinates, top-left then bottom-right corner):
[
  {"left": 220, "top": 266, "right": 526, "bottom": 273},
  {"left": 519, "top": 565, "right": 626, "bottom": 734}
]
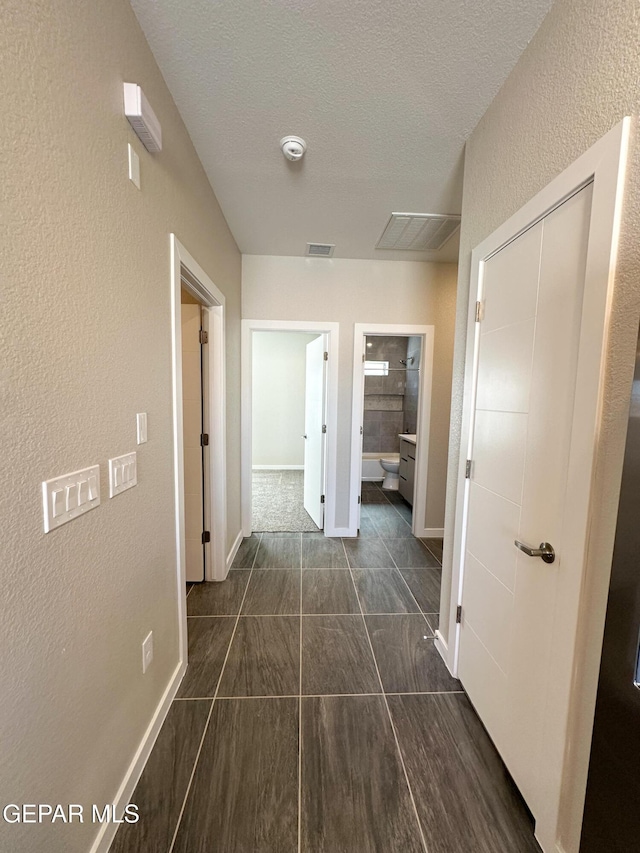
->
[{"left": 446, "top": 118, "right": 631, "bottom": 852}]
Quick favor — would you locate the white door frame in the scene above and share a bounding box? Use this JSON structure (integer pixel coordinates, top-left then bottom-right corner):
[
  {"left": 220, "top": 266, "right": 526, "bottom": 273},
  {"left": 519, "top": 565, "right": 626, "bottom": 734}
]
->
[
  {"left": 170, "top": 234, "right": 228, "bottom": 651},
  {"left": 349, "top": 323, "right": 435, "bottom": 538},
  {"left": 241, "top": 319, "right": 340, "bottom": 536},
  {"left": 444, "top": 119, "right": 630, "bottom": 851}
]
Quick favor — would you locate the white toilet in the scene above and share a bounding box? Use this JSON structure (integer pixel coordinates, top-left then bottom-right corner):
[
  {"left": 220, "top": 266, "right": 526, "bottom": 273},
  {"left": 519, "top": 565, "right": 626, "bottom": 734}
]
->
[{"left": 380, "top": 454, "right": 400, "bottom": 490}]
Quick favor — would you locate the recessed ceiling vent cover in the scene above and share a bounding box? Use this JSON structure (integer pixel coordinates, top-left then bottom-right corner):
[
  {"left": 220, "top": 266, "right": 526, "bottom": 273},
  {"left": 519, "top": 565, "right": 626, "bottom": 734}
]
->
[
  {"left": 306, "top": 243, "right": 335, "bottom": 258},
  {"left": 376, "top": 213, "right": 461, "bottom": 252}
]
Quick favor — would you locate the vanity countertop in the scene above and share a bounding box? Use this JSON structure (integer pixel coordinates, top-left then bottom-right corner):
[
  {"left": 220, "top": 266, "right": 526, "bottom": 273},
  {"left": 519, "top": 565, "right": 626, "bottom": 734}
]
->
[{"left": 398, "top": 434, "right": 417, "bottom": 445}]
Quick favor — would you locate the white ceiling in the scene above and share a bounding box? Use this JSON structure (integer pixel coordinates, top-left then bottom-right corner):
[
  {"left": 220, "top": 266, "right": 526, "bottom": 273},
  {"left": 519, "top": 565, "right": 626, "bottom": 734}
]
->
[{"left": 130, "top": 0, "right": 554, "bottom": 262}]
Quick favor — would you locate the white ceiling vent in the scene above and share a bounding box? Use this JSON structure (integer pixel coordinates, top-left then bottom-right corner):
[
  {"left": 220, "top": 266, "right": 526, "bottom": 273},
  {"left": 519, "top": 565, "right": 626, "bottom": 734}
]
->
[
  {"left": 306, "top": 243, "right": 335, "bottom": 258},
  {"left": 376, "top": 213, "right": 461, "bottom": 252}
]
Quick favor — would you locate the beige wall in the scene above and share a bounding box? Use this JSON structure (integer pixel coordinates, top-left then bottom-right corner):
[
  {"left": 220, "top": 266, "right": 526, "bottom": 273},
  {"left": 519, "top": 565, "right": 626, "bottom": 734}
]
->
[
  {"left": 442, "top": 0, "right": 640, "bottom": 848},
  {"left": 1, "top": 0, "right": 241, "bottom": 850},
  {"left": 252, "top": 332, "right": 319, "bottom": 468},
  {"left": 242, "top": 256, "right": 457, "bottom": 530}
]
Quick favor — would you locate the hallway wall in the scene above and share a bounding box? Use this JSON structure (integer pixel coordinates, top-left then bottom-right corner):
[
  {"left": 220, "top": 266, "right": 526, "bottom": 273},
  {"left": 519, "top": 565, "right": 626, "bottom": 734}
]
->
[
  {"left": 242, "top": 256, "right": 457, "bottom": 532},
  {"left": 442, "top": 0, "right": 640, "bottom": 848},
  {"left": 1, "top": 1, "right": 241, "bottom": 850}
]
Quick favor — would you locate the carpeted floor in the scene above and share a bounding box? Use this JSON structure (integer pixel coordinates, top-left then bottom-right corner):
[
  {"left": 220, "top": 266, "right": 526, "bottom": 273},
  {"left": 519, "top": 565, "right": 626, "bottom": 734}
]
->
[{"left": 252, "top": 469, "right": 320, "bottom": 532}]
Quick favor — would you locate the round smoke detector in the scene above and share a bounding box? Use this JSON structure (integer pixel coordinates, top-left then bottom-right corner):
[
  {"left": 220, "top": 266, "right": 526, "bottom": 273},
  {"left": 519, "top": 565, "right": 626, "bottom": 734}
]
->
[{"left": 280, "top": 135, "right": 307, "bottom": 161}]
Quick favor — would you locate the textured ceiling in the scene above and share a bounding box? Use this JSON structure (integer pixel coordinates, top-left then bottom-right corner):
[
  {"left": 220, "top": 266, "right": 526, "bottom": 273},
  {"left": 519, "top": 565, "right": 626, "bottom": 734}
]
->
[{"left": 130, "top": 0, "right": 554, "bottom": 261}]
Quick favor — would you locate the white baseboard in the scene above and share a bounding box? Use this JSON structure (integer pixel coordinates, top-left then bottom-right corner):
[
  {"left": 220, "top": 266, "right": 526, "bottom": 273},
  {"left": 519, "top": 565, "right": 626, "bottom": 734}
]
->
[
  {"left": 325, "top": 526, "right": 356, "bottom": 538},
  {"left": 361, "top": 476, "right": 384, "bottom": 482},
  {"left": 226, "top": 529, "right": 244, "bottom": 575},
  {"left": 252, "top": 465, "right": 303, "bottom": 470},
  {"left": 434, "top": 630, "right": 451, "bottom": 671},
  {"left": 414, "top": 526, "right": 444, "bottom": 538},
  {"left": 90, "top": 659, "right": 185, "bottom": 853}
]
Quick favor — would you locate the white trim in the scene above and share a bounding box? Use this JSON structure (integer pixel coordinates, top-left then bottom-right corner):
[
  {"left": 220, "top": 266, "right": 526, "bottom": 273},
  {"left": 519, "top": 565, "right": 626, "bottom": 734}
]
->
[
  {"left": 241, "top": 319, "right": 340, "bottom": 537},
  {"left": 327, "top": 527, "right": 353, "bottom": 538},
  {"left": 423, "top": 527, "right": 444, "bottom": 538},
  {"left": 447, "top": 118, "right": 630, "bottom": 851},
  {"left": 89, "top": 661, "right": 184, "bottom": 853},
  {"left": 252, "top": 464, "right": 304, "bottom": 470},
  {"left": 226, "top": 529, "right": 244, "bottom": 573},
  {"left": 433, "top": 630, "right": 451, "bottom": 673},
  {"left": 171, "top": 235, "right": 228, "bottom": 583},
  {"left": 350, "top": 324, "right": 435, "bottom": 538}
]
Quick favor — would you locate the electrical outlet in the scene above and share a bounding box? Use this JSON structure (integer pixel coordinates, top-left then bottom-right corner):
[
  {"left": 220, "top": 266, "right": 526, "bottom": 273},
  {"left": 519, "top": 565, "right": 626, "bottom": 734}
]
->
[{"left": 142, "top": 631, "right": 153, "bottom": 674}]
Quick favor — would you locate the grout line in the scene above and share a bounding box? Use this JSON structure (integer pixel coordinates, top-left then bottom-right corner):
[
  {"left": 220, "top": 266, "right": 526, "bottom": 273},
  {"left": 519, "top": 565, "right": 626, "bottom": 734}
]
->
[
  {"left": 173, "top": 690, "right": 464, "bottom": 701},
  {"left": 168, "top": 534, "right": 262, "bottom": 852},
  {"left": 343, "top": 537, "right": 431, "bottom": 853}
]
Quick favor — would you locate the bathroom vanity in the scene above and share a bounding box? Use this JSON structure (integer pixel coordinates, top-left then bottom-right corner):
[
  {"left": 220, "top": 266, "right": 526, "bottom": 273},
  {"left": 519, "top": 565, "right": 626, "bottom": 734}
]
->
[{"left": 398, "top": 434, "right": 416, "bottom": 505}]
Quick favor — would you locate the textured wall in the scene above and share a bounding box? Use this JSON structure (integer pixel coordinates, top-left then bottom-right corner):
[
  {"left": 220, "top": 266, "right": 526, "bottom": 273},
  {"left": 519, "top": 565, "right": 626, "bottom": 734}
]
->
[
  {"left": 0, "top": 0, "right": 240, "bottom": 850},
  {"left": 242, "top": 256, "right": 457, "bottom": 531},
  {"left": 441, "top": 0, "right": 640, "bottom": 848},
  {"left": 252, "top": 332, "right": 319, "bottom": 467}
]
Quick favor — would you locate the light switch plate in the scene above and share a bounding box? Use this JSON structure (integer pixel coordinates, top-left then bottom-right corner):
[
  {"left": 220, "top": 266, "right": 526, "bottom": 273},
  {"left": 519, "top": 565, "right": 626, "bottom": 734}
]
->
[
  {"left": 136, "top": 412, "right": 147, "bottom": 444},
  {"left": 128, "top": 143, "right": 140, "bottom": 189},
  {"left": 108, "top": 452, "right": 137, "bottom": 498},
  {"left": 42, "top": 465, "right": 100, "bottom": 533}
]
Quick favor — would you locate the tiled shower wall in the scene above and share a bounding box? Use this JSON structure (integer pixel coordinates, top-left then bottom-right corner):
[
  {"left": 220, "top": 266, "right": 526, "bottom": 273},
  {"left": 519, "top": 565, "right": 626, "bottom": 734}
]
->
[
  {"left": 363, "top": 336, "right": 407, "bottom": 453},
  {"left": 403, "top": 335, "right": 422, "bottom": 434}
]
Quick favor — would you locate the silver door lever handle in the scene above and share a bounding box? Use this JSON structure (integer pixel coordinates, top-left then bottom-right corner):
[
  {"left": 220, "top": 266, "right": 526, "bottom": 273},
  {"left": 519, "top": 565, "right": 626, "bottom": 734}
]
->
[{"left": 514, "top": 540, "right": 555, "bottom": 564}]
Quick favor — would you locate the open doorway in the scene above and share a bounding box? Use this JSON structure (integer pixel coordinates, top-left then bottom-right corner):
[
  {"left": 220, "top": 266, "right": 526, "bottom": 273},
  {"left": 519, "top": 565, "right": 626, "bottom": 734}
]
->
[
  {"left": 350, "top": 323, "right": 435, "bottom": 538},
  {"left": 251, "top": 330, "right": 325, "bottom": 532},
  {"left": 241, "top": 319, "right": 340, "bottom": 537}
]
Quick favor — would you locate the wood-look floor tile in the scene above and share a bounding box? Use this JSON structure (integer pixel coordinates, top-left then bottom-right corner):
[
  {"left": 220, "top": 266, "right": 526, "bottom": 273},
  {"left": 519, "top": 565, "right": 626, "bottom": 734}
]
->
[
  {"left": 302, "top": 570, "right": 360, "bottom": 614},
  {"left": 388, "top": 694, "right": 541, "bottom": 853},
  {"left": 111, "top": 700, "right": 211, "bottom": 853},
  {"left": 187, "top": 572, "right": 250, "bottom": 616},
  {"left": 351, "top": 568, "right": 420, "bottom": 614},
  {"left": 365, "top": 615, "right": 460, "bottom": 693},
  {"left": 177, "top": 618, "right": 236, "bottom": 698},
  {"left": 343, "top": 538, "right": 395, "bottom": 568},
  {"left": 173, "top": 698, "right": 298, "bottom": 853},
  {"left": 425, "top": 612, "right": 440, "bottom": 633},
  {"left": 356, "top": 517, "right": 380, "bottom": 537},
  {"left": 421, "top": 537, "right": 443, "bottom": 564},
  {"left": 400, "top": 568, "right": 442, "bottom": 612},
  {"left": 230, "top": 535, "right": 261, "bottom": 568},
  {"left": 301, "top": 696, "right": 424, "bottom": 853},
  {"left": 218, "top": 616, "right": 299, "bottom": 696},
  {"left": 371, "top": 515, "right": 414, "bottom": 538},
  {"left": 302, "top": 537, "right": 348, "bottom": 568},
  {"left": 384, "top": 538, "right": 437, "bottom": 567},
  {"left": 254, "top": 537, "right": 302, "bottom": 568},
  {"left": 302, "top": 615, "right": 380, "bottom": 695},
  {"left": 241, "top": 570, "right": 301, "bottom": 615}
]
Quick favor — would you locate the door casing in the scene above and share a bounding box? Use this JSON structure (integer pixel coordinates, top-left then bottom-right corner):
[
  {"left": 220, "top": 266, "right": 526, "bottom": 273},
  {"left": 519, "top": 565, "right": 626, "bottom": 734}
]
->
[
  {"left": 241, "top": 319, "right": 340, "bottom": 537},
  {"left": 444, "top": 119, "right": 631, "bottom": 851}
]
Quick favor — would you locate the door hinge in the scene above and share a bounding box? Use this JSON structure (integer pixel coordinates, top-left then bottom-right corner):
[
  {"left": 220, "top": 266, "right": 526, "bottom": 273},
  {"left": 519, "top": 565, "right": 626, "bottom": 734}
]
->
[
  {"left": 360, "top": 426, "right": 363, "bottom": 435},
  {"left": 322, "top": 424, "right": 327, "bottom": 434},
  {"left": 475, "top": 301, "right": 483, "bottom": 323},
  {"left": 362, "top": 353, "right": 366, "bottom": 363},
  {"left": 199, "top": 329, "right": 208, "bottom": 344},
  {"left": 202, "top": 531, "right": 211, "bottom": 544},
  {"left": 465, "top": 459, "right": 472, "bottom": 479},
  {"left": 357, "top": 495, "right": 361, "bottom": 504},
  {"left": 320, "top": 495, "right": 325, "bottom": 504},
  {"left": 324, "top": 351, "right": 328, "bottom": 361},
  {"left": 200, "top": 433, "right": 209, "bottom": 446},
  {"left": 456, "top": 605, "right": 463, "bottom": 624}
]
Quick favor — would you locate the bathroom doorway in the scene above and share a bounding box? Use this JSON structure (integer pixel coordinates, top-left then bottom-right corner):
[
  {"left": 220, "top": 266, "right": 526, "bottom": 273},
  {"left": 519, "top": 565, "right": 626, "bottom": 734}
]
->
[
  {"left": 241, "top": 320, "right": 340, "bottom": 536},
  {"left": 350, "top": 324, "right": 435, "bottom": 538}
]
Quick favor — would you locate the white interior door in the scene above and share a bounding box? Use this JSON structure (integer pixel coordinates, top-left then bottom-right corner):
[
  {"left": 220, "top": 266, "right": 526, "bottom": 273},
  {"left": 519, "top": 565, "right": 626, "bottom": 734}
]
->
[
  {"left": 303, "top": 335, "right": 327, "bottom": 529},
  {"left": 458, "top": 184, "right": 593, "bottom": 820}
]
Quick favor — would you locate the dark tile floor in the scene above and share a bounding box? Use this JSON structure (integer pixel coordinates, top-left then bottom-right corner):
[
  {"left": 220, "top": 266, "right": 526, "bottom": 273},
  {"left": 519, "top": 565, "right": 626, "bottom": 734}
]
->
[{"left": 112, "top": 484, "right": 540, "bottom": 853}]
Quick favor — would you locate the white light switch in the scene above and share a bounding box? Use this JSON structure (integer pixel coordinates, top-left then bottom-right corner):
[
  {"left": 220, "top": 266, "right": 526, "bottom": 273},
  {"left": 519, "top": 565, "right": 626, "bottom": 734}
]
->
[
  {"left": 42, "top": 465, "right": 101, "bottom": 533},
  {"left": 109, "top": 452, "right": 137, "bottom": 498},
  {"left": 128, "top": 143, "right": 140, "bottom": 189},
  {"left": 136, "top": 412, "right": 147, "bottom": 444}
]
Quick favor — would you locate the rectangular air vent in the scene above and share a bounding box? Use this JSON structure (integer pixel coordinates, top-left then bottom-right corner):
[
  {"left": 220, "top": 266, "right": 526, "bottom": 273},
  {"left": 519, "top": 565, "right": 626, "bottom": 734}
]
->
[
  {"left": 376, "top": 213, "right": 461, "bottom": 252},
  {"left": 307, "top": 243, "right": 335, "bottom": 258}
]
